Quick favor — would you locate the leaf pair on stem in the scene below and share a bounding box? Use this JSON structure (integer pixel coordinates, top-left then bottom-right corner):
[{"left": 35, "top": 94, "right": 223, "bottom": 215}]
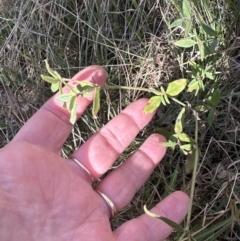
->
[{"left": 41, "top": 60, "right": 100, "bottom": 124}]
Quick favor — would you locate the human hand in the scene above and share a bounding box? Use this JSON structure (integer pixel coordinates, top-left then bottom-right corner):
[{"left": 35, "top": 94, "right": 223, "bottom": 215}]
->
[{"left": 0, "top": 66, "right": 189, "bottom": 241}]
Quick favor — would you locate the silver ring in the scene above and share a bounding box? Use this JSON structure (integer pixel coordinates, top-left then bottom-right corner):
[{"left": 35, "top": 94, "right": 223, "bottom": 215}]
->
[
  {"left": 95, "top": 190, "right": 117, "bottom": 219},
  {"left": 70, "top": 158, "right": 94, "bottom": 182}
]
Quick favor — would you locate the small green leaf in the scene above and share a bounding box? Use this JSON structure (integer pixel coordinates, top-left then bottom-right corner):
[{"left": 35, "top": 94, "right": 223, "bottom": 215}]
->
[
  {"left": 44, "top": 60, "right": 61, "bottom": 80},
  {"left": 208, "top": 109, "right": 215, "bottom": 126},
  {"left": 161, "top": 142, "right": 177, "bottom": 148},
  {"left": 59, "top": 82, "right": 63, "bottom": 94},
  {"left": 161, "top": 96, "right": 166, "bottom": 106},
  {"left": 174, "top": 108, "right": 185, "bottom": 134},
  {"left": 210, "top": 38, "right": 218, "bottom": 53},
  {"left": 74, "top": 81, "right": 95, "bottom": 97},
  {"left": 205, "top": 71, "right": 214, "bottom": 80},
  {"left": 169, "top": 18, "right": 183, "bottom": 29},
  {"left": 182, "top": 0, "right": 191, "bottom": 17},
  {"left": 51, "top": 82, "right": 59, "bottom": 92},
  {"left": 174, "top": 38, "right": 196, "bottom": 48},
  {"left": 160, "top": 86, "right": 166, "bottom": 94},
  {"left": 166, "top": 79, "right": 188, "bottom": 96},
  {"left": 181, "top": 144, "right": 192, "bottom": 151},
  {"left": 144, "top": 96, "right": 162, "bottom": 113},
  {"left": 163, "top": 94, "right": 170, "bottom": 104},
  {"left": 41, "top": 75, "right": 59, "bottom": 84},
  {"left": 178, "top": 133, "right": 191, "bottom": 142},
  {"left": 207, "top": 89, "right": 220, "bottom": 107},
  {"left": 76, "top": 81, "right": 94, "bottom": 89},
  {"left": 70, "top": 102, "right": 77, "bottom": 124},
  {"left": 69, "top": 96, "right": 77, "bottom": 111},
  {"left": 184, "top": 20, "right": 193, "bottom": 38},
  {"left": 92, "top": 87, "right": 101, "bottom": 117},
  {"left": 69, "top": 96, "right": 77, "bottom": 124},
  {"left": 57, "top": 93, "right": 75, "bottom": 102},
  {"left": 198, "top": 43, "right": 211, "bottom": 60},
  {"left": 201, "top": 22, "right": 217, "bottom": 37},
  {"left": 187, "top": 79, "right": 199, "bottom": 94},
  {"left": 144, "top": 205, "right": 185, "bottom": 232},
  {"left": 156, "top": 129, "right": 172, "bottom": 139}
]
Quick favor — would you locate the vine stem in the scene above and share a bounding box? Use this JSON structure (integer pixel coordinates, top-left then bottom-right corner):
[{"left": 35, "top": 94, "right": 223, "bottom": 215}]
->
[
  {"left": 185, "top": 110, "right": 199, "bottom": 235},
  {"left": 170, "top": 97, "right": 186, "bottom": 107},
  {"left": 103, "top": 85, "right": 162, "bottom": 95}
]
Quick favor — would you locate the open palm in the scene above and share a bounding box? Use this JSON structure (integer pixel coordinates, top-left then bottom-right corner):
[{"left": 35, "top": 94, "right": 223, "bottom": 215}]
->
[{"left": 0, "top": 66, "right": 189, "bottom": 241}]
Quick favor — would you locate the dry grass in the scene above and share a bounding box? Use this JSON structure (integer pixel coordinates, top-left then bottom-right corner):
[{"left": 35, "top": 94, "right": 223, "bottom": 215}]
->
[{"left": 1, "top": 0, "right": 240, "bottom": 240}]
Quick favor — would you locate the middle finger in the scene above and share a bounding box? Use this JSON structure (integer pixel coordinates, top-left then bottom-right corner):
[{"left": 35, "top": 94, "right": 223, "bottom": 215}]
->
[{"left": 70, "top": 98, "right": 154, "bottom": 179}]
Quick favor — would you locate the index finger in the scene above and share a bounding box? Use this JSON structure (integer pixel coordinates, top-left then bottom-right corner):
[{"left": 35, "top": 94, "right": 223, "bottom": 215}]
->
[{"left": 13, "top": 65, "right": 107, "bottom": 153}]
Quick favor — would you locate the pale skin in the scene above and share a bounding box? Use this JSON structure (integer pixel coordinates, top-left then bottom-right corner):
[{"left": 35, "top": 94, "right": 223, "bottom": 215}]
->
[{"left": 0, "top": 66, "right": 190, "bottom": 241}]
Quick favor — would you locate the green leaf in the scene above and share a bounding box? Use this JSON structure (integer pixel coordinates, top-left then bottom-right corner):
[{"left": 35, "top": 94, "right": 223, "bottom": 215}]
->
[
  {"left": 59, "top": 82, "right": 63, "bottom": 94},
  {"left": 201, "top": 22, "right": 217, "bottom": 37},
  {"left": 51, "top": 82, "right": 59, "bottom": 92},
  {"left": 161, "top": 96, "right": 166, "bottom": 106},
  {"left": 144, "top": 205, "right": 185, "bottom": 232},
  {"left": 144, "top": 96, "right": 162, "bottom": 113},
  {"left": 161, "top": 142, "right": 177, "bottom": 148},
  {"left": 69, "top": 96, "right": 77, "bottom": 111},
  {"left": 44, "top": 60, "right": 61, "bottom": 80},
  {"left": 75, "top": 81, "right": 95, "bottom": 97},
  {"left": 169, "top": 18, "right": 183, "bottom": 29},
  {"left": 92, "top": 87, "right": 101, "bottom": 117},
  {"left": 205, "top": 71, "right": 214, "bottom": 80},
  {"left": 160, "top": 86, "right": 166, "bottom": 94},
  {"left": 69, "top": 96, "right": 77, "bottom": 124},
  {"left": 198, "top": 43, "right": 211, "bottom": 60},
  {"left": 208, "top": 89, "right": 220, "bottom": 107},
  {"left": 180, "top": 144, "right": 192, "bottom": 155},
  {"left": 163, "top": 94, "right": 170, "bottom": 104},
  {"left": 184, "top": 20, "right": 192, "bottom": 38},
  {"left": 156, "top": 129, "right": 172, "bottom": 139},
  {"left": 41, "top": 75, "right": 59, "bottom": 84},
  {"left": 174, "top": 38, "right": 196, "bottom": 48},
  {"left": 182, "top": 0, "right": 191, "bottom": 17},
  {"left": 57, "top": 93, "right": 75, "bottom": 102},
  {"left": 181, "top": 144, "right": 192, "bottom": 151},
  {"left": 166, "top": 79, "right": 188, "bottom": 96},
  {"left": 76, "top": 81, "right": 94, "bottom": 89},
  {"left": 187, "top": 79, "right": 199, "bottom": 93},
  {"left": 208, "top": 109, "right": 215, "bottom": 126},
  {"left": 178, "top": 133, "right": 191, "bottom": 142},
  {"left": 210, "top": 38, "right": 218, "bottom": 53},
  {"left": 174, "top": 108, "right": 185, "bottom": 134}
]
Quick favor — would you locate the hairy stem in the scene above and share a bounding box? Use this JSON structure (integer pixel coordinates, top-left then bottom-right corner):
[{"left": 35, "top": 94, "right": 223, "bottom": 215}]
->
[
  {"left": 186, "top": 110, "right": 199, "bottom": 233},
  {"left": 104, "top": 85, "right": 162, "bottom": 95}
]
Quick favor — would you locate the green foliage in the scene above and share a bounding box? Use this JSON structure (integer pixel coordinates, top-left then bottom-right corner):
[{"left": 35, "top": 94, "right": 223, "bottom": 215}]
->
[
  {"left": 41, "top": 60, "right": 96, "bottom": 124},
  {"left": 41, "top": 0, "right": 224, "bottom": 234},
  {"left": 174, "top": 39, "right": 197, "bottom": 48},
  {"left": 144, "top": 78, "right": 187, "bottom": 113},
  {"left": 144, "top": 96, "right": 162, "bottom": 113},
  {"left": 92, "top": 87, "right": 101, "bottom": 117},
  {"left": 166, "top": 79, "right": 188, "bottom": 96}
]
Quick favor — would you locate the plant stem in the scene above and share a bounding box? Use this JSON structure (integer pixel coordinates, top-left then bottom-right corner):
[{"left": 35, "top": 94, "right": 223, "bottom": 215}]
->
[
  {"left": 171, "top": 97, "right": 186, "bottom": 106},
  {"left": 104, "top": 85, "right": 162, "bottom": 95},
  {"left": 186, "top": 110, "right": 199, "bottom": 233},
  {"left": 61, "top": 78, "right": 78, "bottom": 94}
]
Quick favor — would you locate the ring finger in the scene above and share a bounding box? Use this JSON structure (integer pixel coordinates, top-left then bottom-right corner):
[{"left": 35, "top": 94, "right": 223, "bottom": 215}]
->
[
  {"left": 95, "top": 133, "right": 166, "bottom": 217},
  {"left": 70, "top": 98, "right": 156, "bottom": 179}
]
